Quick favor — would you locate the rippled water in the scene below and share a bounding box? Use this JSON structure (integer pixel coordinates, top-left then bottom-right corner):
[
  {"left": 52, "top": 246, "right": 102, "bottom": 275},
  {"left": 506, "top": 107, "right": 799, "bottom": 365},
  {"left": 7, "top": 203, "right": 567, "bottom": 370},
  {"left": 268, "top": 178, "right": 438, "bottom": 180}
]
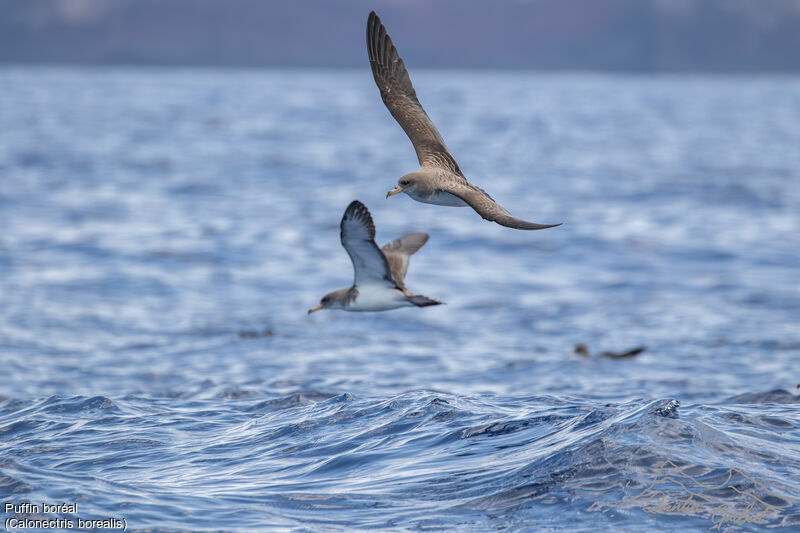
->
[{"left": 1, "top": 68, "right": 799, "bottom": 531}]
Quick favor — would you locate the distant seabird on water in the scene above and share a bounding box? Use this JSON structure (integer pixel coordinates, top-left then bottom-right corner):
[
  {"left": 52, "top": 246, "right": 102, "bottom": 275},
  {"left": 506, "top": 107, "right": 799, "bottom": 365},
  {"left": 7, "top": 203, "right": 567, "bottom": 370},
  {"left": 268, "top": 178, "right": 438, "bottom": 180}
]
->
[
  {"left": 308, "top": 201, "right": 442, "bottom": 314},
  {"left": 367, "top": 11, "right": 561, "bottom": 230}
]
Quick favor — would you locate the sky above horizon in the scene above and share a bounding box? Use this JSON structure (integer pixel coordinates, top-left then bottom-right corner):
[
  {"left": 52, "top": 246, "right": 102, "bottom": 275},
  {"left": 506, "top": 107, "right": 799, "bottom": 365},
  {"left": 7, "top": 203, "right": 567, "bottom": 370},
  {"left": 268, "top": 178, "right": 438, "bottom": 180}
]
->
[{"left": 2, "top": 0, "right": 800, "bottom": 72}]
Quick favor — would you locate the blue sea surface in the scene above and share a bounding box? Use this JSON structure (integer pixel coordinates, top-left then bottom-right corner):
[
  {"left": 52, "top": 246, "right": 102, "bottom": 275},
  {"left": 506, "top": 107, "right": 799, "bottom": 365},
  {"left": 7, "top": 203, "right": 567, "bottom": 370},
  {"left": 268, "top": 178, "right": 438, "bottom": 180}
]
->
[{"left": 0, "top": 68, "right": 799, "bottom": 532}]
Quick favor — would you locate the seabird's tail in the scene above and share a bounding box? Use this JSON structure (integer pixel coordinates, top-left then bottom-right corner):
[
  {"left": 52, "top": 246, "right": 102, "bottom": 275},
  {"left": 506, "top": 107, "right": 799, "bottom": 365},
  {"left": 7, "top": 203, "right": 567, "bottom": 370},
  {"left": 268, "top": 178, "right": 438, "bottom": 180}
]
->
[{"left": 408, "top": 294, "right": 442, "bottom": 307}]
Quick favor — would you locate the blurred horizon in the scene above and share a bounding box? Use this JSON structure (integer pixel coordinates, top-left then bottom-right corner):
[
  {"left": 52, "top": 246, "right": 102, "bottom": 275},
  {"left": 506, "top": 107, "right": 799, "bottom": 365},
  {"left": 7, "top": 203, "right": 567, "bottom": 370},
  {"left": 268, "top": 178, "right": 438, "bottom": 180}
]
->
[{"left": 3, "top": 0, "right": 800, "bottom": 73}]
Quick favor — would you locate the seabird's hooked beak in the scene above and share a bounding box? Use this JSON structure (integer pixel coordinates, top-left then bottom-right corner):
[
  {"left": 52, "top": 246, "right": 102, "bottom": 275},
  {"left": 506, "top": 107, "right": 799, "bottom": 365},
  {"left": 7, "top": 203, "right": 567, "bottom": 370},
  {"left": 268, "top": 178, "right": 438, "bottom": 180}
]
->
[
  {"left": 307, "top": 304, "right": 323, "bottom": 315},
  {"left": 386, "top": 186, "right": 403, "bottom": 198}
]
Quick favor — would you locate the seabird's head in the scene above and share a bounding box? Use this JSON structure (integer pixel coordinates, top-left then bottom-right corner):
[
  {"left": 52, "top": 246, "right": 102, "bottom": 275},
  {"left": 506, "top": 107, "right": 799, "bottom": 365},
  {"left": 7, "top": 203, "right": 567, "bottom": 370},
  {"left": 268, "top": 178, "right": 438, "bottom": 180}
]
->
[
  {"left": 386, "top": 172, "right": 425, "bottom": 199},
  {"left": 307, "top": 289, "right": 348, "bottom": 314}
]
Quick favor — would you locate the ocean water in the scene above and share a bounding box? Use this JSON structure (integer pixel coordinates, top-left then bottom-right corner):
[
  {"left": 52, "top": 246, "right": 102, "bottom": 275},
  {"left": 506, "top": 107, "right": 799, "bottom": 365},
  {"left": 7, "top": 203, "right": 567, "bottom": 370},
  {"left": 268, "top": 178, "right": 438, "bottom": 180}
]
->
[{"left": 0, "top": 67, "right": 799, "bottom": 532}]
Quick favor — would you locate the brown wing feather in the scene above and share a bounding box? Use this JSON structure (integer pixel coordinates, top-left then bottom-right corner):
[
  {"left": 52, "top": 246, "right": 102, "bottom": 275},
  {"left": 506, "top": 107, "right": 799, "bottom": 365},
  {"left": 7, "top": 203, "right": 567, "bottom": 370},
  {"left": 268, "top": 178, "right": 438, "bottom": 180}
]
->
[
  {"left": 447, "top": 185, "right": 562, "bottom": 230},
  {"left": 382, "top": 253, "right": 408, "bottom": 290},
  {"left": 381, "top": 232, "right": 429, "bottom": 288},
  {"left": 367, "top": 11, "right": 462, "bottom": 176}
]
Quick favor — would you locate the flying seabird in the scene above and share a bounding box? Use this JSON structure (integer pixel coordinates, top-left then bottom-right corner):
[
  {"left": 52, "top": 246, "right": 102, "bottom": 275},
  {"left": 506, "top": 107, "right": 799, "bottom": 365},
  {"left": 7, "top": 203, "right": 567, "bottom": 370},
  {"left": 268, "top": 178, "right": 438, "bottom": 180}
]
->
[
  {"left": 308, "top": 200, "right": 442, "bottom": 313},
  {"left": 367, "top": 11, "right": 561, "bottom": 231}
]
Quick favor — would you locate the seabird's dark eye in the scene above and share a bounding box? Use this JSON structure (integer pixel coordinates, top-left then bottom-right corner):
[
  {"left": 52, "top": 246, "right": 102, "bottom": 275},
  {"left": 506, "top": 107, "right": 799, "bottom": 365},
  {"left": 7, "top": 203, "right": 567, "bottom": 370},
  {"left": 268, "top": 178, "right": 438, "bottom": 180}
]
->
[{"left": 400, "top": 180, "right": 410, "bottom": 186}]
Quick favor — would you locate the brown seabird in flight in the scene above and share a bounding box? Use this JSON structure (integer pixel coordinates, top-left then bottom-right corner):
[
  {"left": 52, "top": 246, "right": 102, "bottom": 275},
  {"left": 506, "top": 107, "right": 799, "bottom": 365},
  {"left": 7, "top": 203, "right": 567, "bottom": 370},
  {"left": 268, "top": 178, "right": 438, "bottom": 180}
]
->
[
  {"left": 367, "top": 11, "right": 561, "bottom": 230},
  {"left": 308, "top": 201, "right": 442, "bottom": 314}
]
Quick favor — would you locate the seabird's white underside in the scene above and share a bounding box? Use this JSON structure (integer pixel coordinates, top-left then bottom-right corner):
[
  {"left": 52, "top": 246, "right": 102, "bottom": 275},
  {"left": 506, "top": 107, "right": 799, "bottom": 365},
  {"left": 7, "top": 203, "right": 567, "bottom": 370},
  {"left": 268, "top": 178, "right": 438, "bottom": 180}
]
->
[
  {"left": 407, "top": 189, "right": 468, "bottom": 207},
  {"left": 346, "top": 284, "right": 414, "bottom": 312}
]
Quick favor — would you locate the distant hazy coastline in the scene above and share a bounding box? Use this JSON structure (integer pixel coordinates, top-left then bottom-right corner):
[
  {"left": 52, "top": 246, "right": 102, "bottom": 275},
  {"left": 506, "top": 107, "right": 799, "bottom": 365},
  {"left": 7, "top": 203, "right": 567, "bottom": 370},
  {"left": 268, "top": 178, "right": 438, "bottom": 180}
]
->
[{"left": 2, "top": 0, "right": 800, "bottom": 72}]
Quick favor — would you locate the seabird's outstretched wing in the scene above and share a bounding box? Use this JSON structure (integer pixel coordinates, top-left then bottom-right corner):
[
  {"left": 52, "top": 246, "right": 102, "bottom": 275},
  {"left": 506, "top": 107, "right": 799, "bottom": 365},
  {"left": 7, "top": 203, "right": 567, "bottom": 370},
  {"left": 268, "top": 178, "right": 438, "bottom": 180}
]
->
[
  {"left": 381, "top": 232, "right": 428, "bottom": 289},
  {"left": 340, "top": 201, "right": 397, "bottom": 287},
  {"left": 448, "top": 184, "right": 562, "bottom": 230},
  {"left": 367, "top": 11, "right": 463, "bottom": 177}
]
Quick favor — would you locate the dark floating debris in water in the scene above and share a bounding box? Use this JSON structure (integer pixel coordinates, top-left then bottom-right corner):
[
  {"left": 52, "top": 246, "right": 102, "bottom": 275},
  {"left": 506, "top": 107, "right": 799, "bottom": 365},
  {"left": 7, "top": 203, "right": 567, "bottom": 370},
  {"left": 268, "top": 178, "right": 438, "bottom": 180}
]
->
[
  {"left": 574, "top": 343, "right": 591, "bottom": 358},
  {"left": 238, "top": 328, "right": 275, "bottom": 339},
  {"left": 573, "top": 343, "right": 646, "bottom": 359},
  {"left": 601, "top": 346, "right": 646, "bottom": 359}
]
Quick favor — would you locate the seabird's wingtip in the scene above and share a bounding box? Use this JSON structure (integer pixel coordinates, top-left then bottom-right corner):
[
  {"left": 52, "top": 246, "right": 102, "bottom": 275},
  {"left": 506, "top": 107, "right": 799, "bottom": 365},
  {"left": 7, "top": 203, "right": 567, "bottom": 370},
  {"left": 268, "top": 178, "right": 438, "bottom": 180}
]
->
[
  {"left": 368, "top": 11, "right": 379, "bottom": 26},
  {"left": 522, "top": 221, "right": 563, "bottom": 230},
  {"left": 537, "top": 222, "right": 563, "bottom": 230},
  {"left": 341, "top": 200, "right": 376, "bottom": 240},
  {"left": 501, "top": 220, "right": 564, "bottom": 230},
  {"left": 345, "top": 199, "right": 368, "bottom": 213}
]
